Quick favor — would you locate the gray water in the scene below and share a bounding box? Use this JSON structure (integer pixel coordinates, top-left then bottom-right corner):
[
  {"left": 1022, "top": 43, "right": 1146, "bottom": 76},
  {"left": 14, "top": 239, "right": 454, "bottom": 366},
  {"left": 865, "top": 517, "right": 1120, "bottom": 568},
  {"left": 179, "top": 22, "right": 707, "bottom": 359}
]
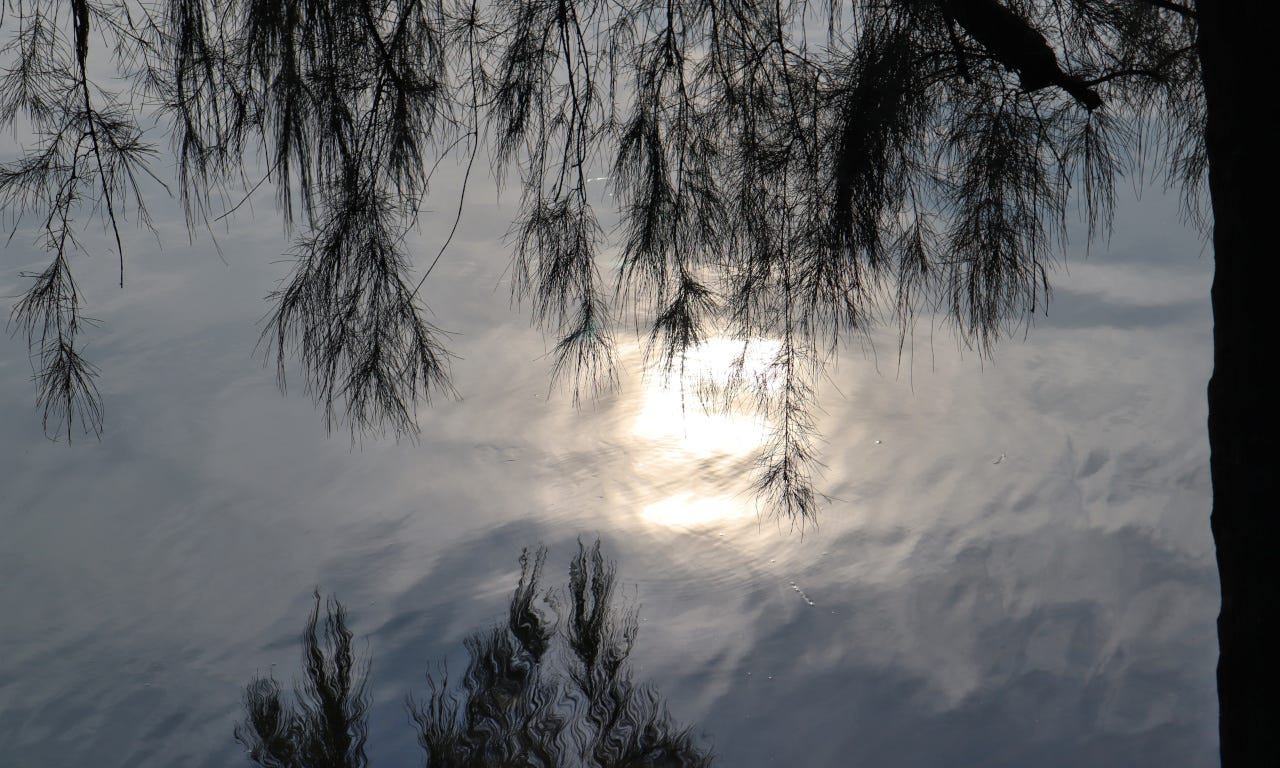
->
[{"left": 0, "top": 184, "right": 1216, "bottom": 766}]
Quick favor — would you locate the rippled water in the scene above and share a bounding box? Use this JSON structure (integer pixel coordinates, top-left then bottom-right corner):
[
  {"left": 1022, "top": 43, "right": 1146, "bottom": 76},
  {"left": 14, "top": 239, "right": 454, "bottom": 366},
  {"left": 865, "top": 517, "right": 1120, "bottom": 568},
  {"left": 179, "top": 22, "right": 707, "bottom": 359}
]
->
[{"left": 0, "top": 186, "right": 1216, "bottom": 766}]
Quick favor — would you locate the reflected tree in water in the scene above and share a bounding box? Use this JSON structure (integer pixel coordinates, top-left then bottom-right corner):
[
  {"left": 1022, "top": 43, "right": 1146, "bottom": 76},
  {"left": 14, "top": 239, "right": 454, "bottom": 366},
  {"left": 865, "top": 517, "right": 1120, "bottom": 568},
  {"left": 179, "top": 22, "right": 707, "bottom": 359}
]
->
[
  {"left": 237, "top": 541, "right": 713, "bottom": 767},
  {"left": 236, "top": 593, "right": 371, "bottom": 768}
]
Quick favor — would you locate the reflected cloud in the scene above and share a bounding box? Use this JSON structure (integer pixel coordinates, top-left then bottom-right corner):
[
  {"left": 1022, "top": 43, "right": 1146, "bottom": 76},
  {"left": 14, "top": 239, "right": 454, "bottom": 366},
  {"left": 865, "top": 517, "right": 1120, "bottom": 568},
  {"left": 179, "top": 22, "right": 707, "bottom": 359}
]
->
[{"left": 237, "top": 541, "right": 714, "bottom": 767}]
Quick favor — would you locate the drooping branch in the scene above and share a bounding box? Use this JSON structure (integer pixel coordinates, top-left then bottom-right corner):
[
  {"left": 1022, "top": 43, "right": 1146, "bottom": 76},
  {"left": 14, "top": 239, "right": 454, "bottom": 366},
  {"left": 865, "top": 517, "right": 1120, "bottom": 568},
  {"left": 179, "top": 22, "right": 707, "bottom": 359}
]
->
[
  {"left": 943, "top": 0, "right": 1102, "bottom": 110},
  {"left": 1139, "top": 0, "right": 1197, "bottom": 20},
  {"left": 0, "top": 0, "right": 1206, "bottom": 521}
]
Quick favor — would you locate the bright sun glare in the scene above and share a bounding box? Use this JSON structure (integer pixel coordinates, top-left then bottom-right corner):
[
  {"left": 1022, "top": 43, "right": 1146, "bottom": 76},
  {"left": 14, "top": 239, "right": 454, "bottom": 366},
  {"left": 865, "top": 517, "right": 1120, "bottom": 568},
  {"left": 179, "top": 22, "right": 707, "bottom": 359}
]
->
[
  {"left": 640, "top": 493, "right": 750, "bottom": 528},
  {"left": 633, "top": 337, "right": 781, "bottom": 529}
]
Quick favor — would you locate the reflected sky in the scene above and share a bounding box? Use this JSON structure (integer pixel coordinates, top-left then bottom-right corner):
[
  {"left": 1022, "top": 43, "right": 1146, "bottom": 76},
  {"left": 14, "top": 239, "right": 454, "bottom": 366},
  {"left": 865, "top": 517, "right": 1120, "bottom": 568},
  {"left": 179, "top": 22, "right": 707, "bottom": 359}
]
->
[{"left": 0, "top": 179, "right": 1216, "bottom": 766}]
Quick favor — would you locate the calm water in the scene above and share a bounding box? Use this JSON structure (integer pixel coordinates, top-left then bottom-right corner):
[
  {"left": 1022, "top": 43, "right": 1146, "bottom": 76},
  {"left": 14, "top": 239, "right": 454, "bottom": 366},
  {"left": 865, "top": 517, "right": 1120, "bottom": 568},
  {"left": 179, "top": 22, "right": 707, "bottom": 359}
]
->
[{"left": 0, "top": 184, "right": 1216, "bottom": 766}]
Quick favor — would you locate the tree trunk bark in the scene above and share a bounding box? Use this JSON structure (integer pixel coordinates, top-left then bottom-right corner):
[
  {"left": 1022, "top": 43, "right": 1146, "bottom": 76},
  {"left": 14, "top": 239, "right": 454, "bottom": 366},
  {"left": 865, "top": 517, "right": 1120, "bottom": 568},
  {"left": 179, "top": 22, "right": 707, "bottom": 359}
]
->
[{"left": 1196, "top": 3, "right": 1280, "bottom": 764}]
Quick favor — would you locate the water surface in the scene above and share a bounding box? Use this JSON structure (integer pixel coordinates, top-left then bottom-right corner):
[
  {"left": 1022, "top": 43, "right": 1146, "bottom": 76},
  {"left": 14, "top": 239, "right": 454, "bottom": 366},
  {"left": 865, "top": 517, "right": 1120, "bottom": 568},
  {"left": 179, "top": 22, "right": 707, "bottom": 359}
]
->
[{"left": 0, "top": 187, "right": 1216, "bottom": 766}]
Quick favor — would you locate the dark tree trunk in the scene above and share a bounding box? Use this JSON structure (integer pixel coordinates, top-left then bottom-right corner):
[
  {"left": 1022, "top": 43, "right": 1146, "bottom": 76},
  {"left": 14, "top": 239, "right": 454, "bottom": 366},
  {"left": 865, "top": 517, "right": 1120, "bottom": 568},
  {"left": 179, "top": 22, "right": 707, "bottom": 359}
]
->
[{"left": 1197, "top": 2, "right": 1280, "bottom": 764}]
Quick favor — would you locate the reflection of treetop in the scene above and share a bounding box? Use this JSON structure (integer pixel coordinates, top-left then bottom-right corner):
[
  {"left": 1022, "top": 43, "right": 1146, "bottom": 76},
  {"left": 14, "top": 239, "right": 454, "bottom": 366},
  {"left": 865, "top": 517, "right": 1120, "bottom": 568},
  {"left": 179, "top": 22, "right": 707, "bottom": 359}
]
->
[
  {"left": 236, "top": 541, "right": 714, "bottom": 767},
  {"left": 1, "top": 1, "right": 1199, "bottom": 521}
]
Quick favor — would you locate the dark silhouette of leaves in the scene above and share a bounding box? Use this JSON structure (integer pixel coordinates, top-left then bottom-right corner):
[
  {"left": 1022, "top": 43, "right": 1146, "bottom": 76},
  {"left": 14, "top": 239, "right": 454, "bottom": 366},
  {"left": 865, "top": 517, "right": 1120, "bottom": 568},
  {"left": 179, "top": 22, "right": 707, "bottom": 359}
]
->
[{"left": 1, "top": 0, "right": 1203, "bottom": 516}]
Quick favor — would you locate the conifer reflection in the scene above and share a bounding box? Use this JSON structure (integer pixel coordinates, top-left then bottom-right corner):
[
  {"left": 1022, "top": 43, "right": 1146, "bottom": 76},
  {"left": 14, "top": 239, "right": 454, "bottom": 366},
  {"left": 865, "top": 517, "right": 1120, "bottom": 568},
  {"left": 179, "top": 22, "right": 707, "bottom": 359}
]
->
[
  {"left": 236, "top": 593, "right": 371, "bottom": 768},
  {"left": 237, "top": 540, "right": 713, "bottom": 767}
]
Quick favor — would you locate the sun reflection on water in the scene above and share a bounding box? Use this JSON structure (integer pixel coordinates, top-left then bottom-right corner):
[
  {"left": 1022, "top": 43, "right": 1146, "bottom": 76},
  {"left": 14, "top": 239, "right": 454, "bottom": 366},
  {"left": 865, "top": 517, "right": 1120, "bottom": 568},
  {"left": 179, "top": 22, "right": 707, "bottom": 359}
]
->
[
  {"left": 640, "top": 493, "right": 754, "bottom": 528},
  {"left": 631, "top": 337, "right": 780, "bottom": 529}
]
